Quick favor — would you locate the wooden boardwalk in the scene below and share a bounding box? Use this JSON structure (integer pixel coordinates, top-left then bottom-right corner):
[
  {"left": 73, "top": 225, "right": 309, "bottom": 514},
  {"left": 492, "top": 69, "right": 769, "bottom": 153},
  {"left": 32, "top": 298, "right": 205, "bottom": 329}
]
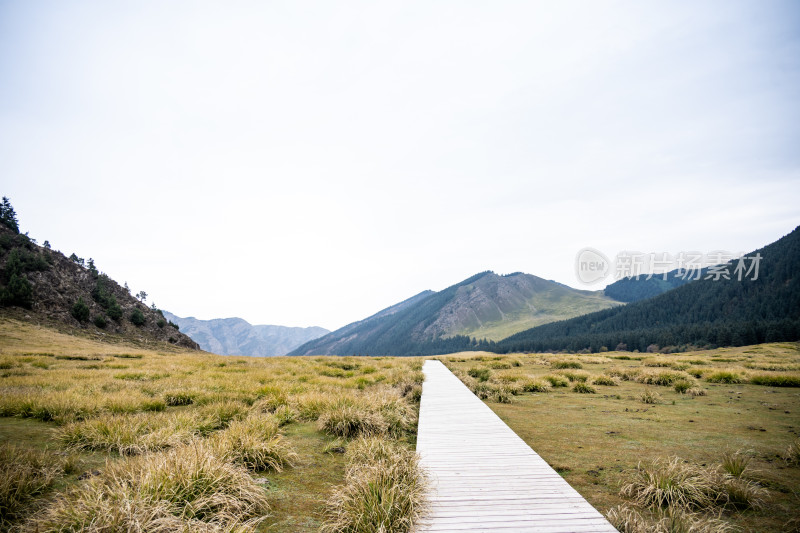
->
[{"left": 416, "top": 360, "right": 617, "bottom": 532}]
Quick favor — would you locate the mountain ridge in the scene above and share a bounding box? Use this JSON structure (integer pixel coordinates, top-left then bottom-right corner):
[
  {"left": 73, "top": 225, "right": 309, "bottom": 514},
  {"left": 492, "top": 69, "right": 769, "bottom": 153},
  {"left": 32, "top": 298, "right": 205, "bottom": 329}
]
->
[
  {"left": 495, "top": 226, "right": 800, "bottom": 353},
  {"left": 162, "top": 312, "right": 328, "bottom": 356},
  {"left": 290, "top": 271, "right": 621, "bottom": 356}
]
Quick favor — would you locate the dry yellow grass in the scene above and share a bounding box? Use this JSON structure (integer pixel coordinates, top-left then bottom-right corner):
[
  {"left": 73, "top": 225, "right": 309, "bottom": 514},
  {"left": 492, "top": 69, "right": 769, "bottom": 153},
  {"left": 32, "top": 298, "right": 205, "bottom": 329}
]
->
[
  {"left": 440, "top": 343, "right": 800, "bottom": 532},
  {"left": 0, "top": 317, "right": 425, "bottom": 533}
]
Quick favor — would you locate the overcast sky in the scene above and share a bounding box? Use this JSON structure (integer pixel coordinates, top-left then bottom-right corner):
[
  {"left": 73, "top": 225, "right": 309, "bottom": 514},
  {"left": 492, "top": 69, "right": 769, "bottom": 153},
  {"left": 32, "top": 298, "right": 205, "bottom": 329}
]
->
[{"left": 2, "top": 1, "right": 799, "bottom": 330}]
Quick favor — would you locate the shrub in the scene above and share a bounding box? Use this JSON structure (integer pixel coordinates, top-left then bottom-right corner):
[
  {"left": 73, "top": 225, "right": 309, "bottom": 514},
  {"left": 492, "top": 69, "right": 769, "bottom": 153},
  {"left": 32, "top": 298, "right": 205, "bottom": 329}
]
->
[
  {"left": 705, "top": 371, "right": 743, "bottom": 384},
  {"left": 130, "top": 308, "right": 145, "bottom": 327},
  {"left": 0, "top": 273, "right": 33, "bottom": 308},
  {"left": 30, "top": 442, "right": 270, "bottom": 532},
  {"left": 321, "top": 438, "right": 427, "bottom": 533},
  {"left": 573, "top": 382, "right": 596, "bottom": 394},
  {"left": 156, "top": 318, "right": 166, "bottom": 328},
  {"left": 107, "top": 301, "right": 123, "bottom": 321},
  {"left": 92, "top": 315, "right": 107, "bottom": 329},
  {"left": 70, "top": 298, "right": 90, "bottom": 323},
  {"left": 673, "top": 379, "right": 694, "bottom": 393}
]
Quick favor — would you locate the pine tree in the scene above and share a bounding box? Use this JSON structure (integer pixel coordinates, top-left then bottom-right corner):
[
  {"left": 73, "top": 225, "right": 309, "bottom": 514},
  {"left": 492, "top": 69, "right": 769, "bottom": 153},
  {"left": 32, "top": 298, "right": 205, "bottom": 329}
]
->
[{"left": 0, "top": 197, "right": 19, "bottom": 233}]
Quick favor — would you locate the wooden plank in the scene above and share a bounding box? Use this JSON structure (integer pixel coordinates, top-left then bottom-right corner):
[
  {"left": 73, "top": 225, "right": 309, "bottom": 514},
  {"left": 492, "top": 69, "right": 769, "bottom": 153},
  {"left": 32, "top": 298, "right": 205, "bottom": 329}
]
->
[{"left": 416, "top": 360, "right": 617, "bottom": 533}]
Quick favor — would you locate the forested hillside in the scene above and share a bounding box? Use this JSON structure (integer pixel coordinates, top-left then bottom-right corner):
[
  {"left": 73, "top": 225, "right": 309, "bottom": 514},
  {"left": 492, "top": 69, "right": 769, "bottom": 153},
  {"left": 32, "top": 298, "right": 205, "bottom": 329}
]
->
[
  {"left": 603, "top": 269, "right": 692, "bottom": 302},
  {"left": 495, "top": 226, "right": 800, "bottom": 353},
  {"left": 0, "top": 198, "right": 199, "bottom": 349}
]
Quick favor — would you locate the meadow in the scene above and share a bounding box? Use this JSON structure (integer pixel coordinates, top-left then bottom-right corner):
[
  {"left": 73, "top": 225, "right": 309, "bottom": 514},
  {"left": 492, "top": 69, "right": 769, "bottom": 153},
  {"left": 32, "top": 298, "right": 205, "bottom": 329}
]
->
[
  {"left": 440, "top": 344, "right": 800, "bottom": 532},
  {"left": 3, "top": 314, "right": 800, "bottom": 533},
  {"left": 0, "top": 317, "right": 426, "bottom": 532}
]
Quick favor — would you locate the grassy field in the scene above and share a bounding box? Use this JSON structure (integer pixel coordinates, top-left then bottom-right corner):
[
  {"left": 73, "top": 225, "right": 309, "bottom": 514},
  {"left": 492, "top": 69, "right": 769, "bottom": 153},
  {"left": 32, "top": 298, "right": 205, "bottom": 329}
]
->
[
  {"left": 0, "top": 317, "right": 426, "bottom": 532},
  {"left": 3, "top": 314, "right": 800, "bottom": 532},
  {"left": 440, "top": 344, "right": 800, "bottom": 532}
]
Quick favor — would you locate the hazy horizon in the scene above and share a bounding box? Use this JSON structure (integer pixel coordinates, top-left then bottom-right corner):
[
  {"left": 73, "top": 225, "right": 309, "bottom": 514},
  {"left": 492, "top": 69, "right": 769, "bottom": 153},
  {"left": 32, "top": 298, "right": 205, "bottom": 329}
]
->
[{"left": 3, "top": 1, "right": 799, "bottom": 330}]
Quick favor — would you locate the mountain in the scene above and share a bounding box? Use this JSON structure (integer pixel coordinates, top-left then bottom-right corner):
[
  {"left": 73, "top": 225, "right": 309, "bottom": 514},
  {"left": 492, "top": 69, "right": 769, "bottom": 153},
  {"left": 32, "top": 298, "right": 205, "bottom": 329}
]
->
[
  {"left": 603, "top": 269, "right": 692, "bottom": 302},
  {"left": 495, "top": 226, "right": 800, "bottom": 353},
  {"left": 0, "top": 199, "right": 199, "bottom": 349},
  {"left": 162, "top": 312, "right": 329, "bottom": 356},
  {"left": 289, "top": 271, "right": 621, "bottom": 356}
]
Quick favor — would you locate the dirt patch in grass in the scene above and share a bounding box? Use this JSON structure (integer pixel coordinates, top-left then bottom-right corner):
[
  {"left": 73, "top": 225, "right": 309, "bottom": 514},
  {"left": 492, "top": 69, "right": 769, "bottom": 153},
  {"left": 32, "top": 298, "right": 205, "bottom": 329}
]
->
[{"left": 258, "top": 423, "right": 348, "bottom": 532}]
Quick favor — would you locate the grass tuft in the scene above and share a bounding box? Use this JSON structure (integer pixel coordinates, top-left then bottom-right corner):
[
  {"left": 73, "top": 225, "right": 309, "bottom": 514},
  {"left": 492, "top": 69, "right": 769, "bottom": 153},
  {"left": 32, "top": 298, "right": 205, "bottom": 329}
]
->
[
  {"left": 640, "top": 389, "right": 663, "bottom": 404},
  {"left": 29, "top": 442, "right": 270, "bottom": 532},
  {"left": 520, "top": 378, "right": 551, "bottom": 392},
  {"left": 212, "top": 415, "right": 298, "bottom": 472},
  {"left": 705, "top": 371, "right": 744, "bottom": 384},
  {"left": 785, "top": 438, "right": 800, "bottom": 465},
  {"left": 0, "top": 444, "right": 71, "bottom": 527},
  {"left": 317, "top": 404, "right": 388, "bottom": 438},
  {"left": 592, "top": 375, "right": 620, "bottom": 386},
  {"left": 467, "top": 367, "right": 490, "bottom": 382},
  {"left": 720, "top": 450, "right": 751, "bottom": 478},
  {"left": 543, "top": 374, "right": 569, "bottom": 387},
  {"left": 551, "top": 360, "right": 583, "bottom": 369},
  {"left": 321, "top": 438, "right": 427, "bottom": 533},
  {"left": 573, "top": 382, "right": 596, "bottom": 394},
  {"left": 620, "top": 457, "right": 717, "bottom": 510},
  {"left": 673, "top": 379, "right": 694, "bottom": 394},
  {"left": 748, "top": 373, "right": 800, "bottom": 387}
]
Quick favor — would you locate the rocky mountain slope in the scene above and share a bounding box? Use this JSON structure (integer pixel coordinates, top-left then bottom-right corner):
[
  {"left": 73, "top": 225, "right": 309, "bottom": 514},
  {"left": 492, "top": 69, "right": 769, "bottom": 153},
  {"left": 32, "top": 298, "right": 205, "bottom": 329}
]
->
[
  {"left": 290, "top": 272, "right": 620, "bottom": 356},
  {"left": 162, "top": 312, "right": 328, "bottom": 356},
  {"left": 0, "top": 201, "right": 198, "bottom": 349}
]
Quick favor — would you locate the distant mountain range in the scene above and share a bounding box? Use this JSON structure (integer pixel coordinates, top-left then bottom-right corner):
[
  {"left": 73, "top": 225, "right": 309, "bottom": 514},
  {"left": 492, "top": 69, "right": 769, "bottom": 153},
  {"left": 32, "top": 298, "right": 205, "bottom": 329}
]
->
[
  {"left": 497, "top": 226, "right": 800, "bottom": 353},
  {"left": 289, "top": 271, "right": 621, "bottom": 356},
  {"left": 163, "top": 312, "right": 329, "bottom": 356}
]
